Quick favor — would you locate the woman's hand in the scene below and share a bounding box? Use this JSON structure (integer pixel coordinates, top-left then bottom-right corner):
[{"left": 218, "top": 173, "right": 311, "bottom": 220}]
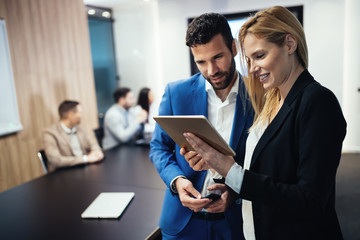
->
[
  {"left": 205, "top": 184, "right": 238, "bottom": 213},
  {"left": 183, "top": 132, "right": 235, "bottom": 177}
]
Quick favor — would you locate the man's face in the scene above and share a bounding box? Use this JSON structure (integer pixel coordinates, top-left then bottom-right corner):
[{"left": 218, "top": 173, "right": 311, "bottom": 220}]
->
[
  {"left": 68, "top": 105, "right": 82, "bottom": 126},
  {"left": 191, "top": 34, "right": 236, "bottom": 91},
  {"left": 123, "top": 91, "right": 135, "bottom": 110}
]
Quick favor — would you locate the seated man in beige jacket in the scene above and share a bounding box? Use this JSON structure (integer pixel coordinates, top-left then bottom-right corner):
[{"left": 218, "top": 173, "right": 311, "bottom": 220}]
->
[{"left": 43, "top": 100, "right": 103, "bottom": 171}]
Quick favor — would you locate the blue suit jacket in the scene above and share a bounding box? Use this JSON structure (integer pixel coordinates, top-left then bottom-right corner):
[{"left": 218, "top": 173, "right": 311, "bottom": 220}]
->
[{"left": 149, "top": 73, "right": 253, "bottom": 237}]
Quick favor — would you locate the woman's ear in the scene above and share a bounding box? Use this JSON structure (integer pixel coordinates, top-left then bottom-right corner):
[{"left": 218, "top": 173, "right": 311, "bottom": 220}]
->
[{"left": 286, "top": 34, "right": 297, "bottom": 55}]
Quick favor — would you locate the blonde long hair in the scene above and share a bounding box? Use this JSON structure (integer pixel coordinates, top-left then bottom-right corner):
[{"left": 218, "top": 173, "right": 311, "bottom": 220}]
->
[{"left": 238, "top": 6, "right": 308, "bottom": 128}]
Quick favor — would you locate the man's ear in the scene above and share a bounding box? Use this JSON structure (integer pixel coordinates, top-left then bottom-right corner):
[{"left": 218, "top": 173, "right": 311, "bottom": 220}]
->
[
  {"left": 286, "top": 34, "right": 297, "bottom": 55},
  {"left": 66, "top": 111, "right": 74, "bottom": 120},
  {"left": 118, "top": 97, "right": 125, "bottom": 106}
]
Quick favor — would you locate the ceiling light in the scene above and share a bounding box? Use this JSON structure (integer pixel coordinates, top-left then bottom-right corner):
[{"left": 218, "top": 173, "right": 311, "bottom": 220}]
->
[
  {"left": 88, "top": 9, "right": 96, "bottom": 15},
  {"left": 102, "top": 11, "right": 111, "bottom": 18}
]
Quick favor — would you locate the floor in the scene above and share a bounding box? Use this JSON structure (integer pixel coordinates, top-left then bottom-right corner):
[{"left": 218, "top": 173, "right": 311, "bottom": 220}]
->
[{"left": 336, "top": 153, "right": 360, "bottom": 240}]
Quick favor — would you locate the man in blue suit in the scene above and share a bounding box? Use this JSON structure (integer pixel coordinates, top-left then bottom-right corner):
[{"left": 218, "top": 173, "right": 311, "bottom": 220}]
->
[{"left": 150, "top": 13, "right": 253, "bottom": 239}]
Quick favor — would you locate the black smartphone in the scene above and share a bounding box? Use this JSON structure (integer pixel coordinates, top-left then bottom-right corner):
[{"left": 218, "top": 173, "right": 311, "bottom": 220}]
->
[{"left": 203, "top": 193, "right": 221, "bottom": 200}]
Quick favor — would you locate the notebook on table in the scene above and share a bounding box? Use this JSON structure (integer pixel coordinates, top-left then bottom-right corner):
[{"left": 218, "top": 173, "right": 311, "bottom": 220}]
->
[{"left": 81, "top": 192, "right": 135, "bottom": 219}]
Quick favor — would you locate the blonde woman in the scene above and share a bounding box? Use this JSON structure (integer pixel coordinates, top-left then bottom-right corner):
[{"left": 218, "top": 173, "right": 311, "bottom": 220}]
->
[{"left": 181, "top": 6, "right": 346, "bottom": 240}]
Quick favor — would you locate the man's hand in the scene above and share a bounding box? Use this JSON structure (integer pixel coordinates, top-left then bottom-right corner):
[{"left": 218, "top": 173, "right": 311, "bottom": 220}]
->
[
  {"left": 183, "top": 132, "right": 235, "bottom": 177},
  {"left": 175, "top": 177, "right": 212, "bottom": 212},
  {"left": 205, "top": 184, "right": 238, "bottom": 213},
  {"left": 180, "top": 148, "right": 209, "bottom": 171},
  {"left": 136, "top": 109, "right": 148, "bottom": 124},
  {"left": 87, "top": 150, "right": 104, "bottom": 163}
]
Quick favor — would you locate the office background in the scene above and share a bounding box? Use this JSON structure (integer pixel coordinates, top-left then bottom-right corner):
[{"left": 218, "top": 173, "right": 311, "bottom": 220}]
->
[{"left": 0, "top": 0, "right": 359, "bottom": 193}]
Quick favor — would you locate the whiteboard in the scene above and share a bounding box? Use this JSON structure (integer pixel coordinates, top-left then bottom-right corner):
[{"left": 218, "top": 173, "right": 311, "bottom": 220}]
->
[{"left": 0, "top": 19, "right": 23, "bottom": 136}]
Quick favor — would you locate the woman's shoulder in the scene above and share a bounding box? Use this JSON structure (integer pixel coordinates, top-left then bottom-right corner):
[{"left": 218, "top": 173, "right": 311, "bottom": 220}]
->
[
  {"left": 297, "top": 79, "right": 343, "bottom": 116},
  {"left": 306, "top": 81, "right": 338, "bottom": 101}
]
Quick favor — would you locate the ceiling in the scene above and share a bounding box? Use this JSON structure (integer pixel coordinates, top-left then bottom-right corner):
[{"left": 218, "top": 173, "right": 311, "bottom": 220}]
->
[{"left": 83, "top": 0, "right": 145, "bottom": 8}]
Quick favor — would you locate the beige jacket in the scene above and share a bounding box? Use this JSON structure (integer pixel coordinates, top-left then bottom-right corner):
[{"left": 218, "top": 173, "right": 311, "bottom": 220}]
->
[{"left": 43, "top": 123, "right": 101, "bottom": 170}]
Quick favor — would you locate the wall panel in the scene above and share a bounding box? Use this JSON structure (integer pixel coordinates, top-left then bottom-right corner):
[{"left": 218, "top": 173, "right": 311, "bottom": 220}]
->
[{"left": 0, "top": 0, "right": 98, "bottom": 192}]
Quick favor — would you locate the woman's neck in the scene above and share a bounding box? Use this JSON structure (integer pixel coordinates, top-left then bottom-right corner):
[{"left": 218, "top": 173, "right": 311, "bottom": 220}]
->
[{"left": 278, "top": 64, "right": 305, "bottom": 104}]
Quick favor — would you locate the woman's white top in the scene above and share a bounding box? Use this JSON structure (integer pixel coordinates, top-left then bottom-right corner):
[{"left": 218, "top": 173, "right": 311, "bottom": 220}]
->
[{"left": 226, "top": 123, "right": 266, "bottom": 240}]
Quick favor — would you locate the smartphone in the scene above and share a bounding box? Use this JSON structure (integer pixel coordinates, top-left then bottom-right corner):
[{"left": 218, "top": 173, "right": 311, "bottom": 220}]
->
[{"left": 203, "top": 193, "right": 221, "bottom": 200}]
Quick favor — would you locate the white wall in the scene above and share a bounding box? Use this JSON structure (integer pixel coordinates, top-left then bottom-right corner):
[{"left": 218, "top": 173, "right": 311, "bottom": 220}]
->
[
  {"left": 111, "top": 0, "right": 359, "bottom": 152},
  {"left": 113, "top": 1, "right": 163, "bottom": 105},
  {"left": 342, "top": 0, "right": 360, "bottom": 152}
]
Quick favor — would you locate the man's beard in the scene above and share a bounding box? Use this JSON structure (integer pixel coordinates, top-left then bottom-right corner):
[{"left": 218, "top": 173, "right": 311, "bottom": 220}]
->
[{"left": 205, "top": 58, "right": 236, "bottom": 90}]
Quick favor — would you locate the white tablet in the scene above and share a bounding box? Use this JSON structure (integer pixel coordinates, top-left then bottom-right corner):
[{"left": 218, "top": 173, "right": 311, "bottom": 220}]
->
[{"left": 153, "top": 115, "right": 235, "bottom": 156}]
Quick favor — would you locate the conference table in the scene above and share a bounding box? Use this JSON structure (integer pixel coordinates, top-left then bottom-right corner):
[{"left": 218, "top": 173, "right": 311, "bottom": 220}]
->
[{"left": 0, "top": 145, "right": 165, "bottom": 240}]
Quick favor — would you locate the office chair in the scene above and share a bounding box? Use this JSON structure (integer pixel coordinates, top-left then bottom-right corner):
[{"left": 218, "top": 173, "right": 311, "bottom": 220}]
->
[
  {"left": 94, "top": 127, "right": 104, "bottom": 148},
  {"left": 145, "top": 226, "right": 162, "bottom": 240},
  {"left": 37, "top": 150, "right": 49, "bottom": 174}
]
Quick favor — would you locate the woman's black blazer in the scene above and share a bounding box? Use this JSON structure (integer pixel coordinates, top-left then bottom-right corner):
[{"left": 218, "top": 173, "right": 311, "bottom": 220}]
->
[{"left": 240, "top": 70, "right": 347, "bottom": 240}]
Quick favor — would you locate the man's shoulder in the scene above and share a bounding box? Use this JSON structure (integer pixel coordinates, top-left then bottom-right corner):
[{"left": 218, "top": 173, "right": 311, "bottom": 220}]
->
[
  {"left": 167, "top": 72, "right": 204, "bottom": 89},
  {"left": 105, "top": 104, "right": 117, "bottom": 112},
  {"left": 44, "top": 123, "right": 60, "bottom": 134},
  {"left": 43, "top": 123, "right": 65, "bottom": 141},
  {"left": 104, "top": 104, "right": 121, "bottom": 117}
]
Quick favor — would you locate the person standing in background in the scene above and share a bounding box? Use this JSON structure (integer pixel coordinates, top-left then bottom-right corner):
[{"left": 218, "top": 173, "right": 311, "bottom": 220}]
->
[
  {"left": 102, "top": 87, "right": 147, "bottom": 150},
  {"left": 43, "top": 100, "right": 103, "bottom": 171}
]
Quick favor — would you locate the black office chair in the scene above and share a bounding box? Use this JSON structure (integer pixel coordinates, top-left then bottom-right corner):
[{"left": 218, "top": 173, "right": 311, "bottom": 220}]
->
[
  {"left": 94, "top": 127, "right": 104, "bottom": 148},
  {"left": 37, "top": 150, "right": 49, "bottom": 174},
  {"left": 145, "top": 226, "right": 162, "bottom": 240}
]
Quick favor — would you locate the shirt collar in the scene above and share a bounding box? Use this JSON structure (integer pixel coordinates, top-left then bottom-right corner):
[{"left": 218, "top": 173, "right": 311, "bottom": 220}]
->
[
  {"left": 115, "top": 104, "right": 128, "bottom": 113},
  {"left": 205, "top": 72, "right": 239, "bottom": 100},
  {"left": 60, "top": 122, "right": 77, "bottom": 134}
]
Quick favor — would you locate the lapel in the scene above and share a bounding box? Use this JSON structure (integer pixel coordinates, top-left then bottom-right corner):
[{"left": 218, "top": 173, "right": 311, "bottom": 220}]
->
[
  {"left": 229, "top": 75, "right": 247, "bottom": 150},
  {"left": 250, "top": 70, "right": 314, "bottom": 168},
  {"left": 191, "top": 75, "right": 208, "bottom": 116},
  {"left": 189, "top": 75, "right": 207, "bottom": 181},
  {"left": 56, "top": 123, "right": 73, "bottom": 152},
  {"left": 76, "top": 126, "right": 87, "bottom": 153}
]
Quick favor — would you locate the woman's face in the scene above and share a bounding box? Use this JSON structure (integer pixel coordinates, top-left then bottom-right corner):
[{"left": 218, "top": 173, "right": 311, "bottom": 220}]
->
[
  {"left": 148, "top": 90, "right": 154, "bottom": 105},
  {"left": 243, "top": 33, "right": 293, "bottom": 91}
]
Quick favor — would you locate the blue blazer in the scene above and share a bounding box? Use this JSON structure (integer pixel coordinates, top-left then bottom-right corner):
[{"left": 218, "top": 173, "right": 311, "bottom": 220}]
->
[{"left": 150, "top": 73, "right": 253, "bottom": 237}]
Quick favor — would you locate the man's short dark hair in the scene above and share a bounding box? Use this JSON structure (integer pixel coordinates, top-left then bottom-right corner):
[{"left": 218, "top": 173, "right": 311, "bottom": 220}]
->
[
  {"left": 58, "top": 100, "right": 79, "bottom": 119},
  {"left": 113, "top": 87, "right": 131, "bottom": 103},
  {"left": 186, "top": 13, "right": 233, "bottom": 51}
]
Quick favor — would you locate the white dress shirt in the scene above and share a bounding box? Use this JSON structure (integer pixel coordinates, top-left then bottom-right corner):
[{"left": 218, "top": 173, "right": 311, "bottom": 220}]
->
[
  {"left": 200, "top": 74, "right": 239, "bottom": 197},
  {"left": 102, "top": 104, "right": 142, "bottom": 150},
  {"left": 60, "top": 123, "right": 83, "bottom": 157}
]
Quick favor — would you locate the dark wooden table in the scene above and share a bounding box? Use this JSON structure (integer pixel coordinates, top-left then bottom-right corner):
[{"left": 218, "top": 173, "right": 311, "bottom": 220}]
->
[{"left": 0, "top": 145, "right": 165, "bottom": 240}]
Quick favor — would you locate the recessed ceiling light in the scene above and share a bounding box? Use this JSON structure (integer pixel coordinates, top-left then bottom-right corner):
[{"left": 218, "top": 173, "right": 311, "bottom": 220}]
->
[
  {"left": 102, "top": 11, "right": 111, "bottom": 18},
  {"left": 88, "top": 9, "right": 96, "bottom": 15}
]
